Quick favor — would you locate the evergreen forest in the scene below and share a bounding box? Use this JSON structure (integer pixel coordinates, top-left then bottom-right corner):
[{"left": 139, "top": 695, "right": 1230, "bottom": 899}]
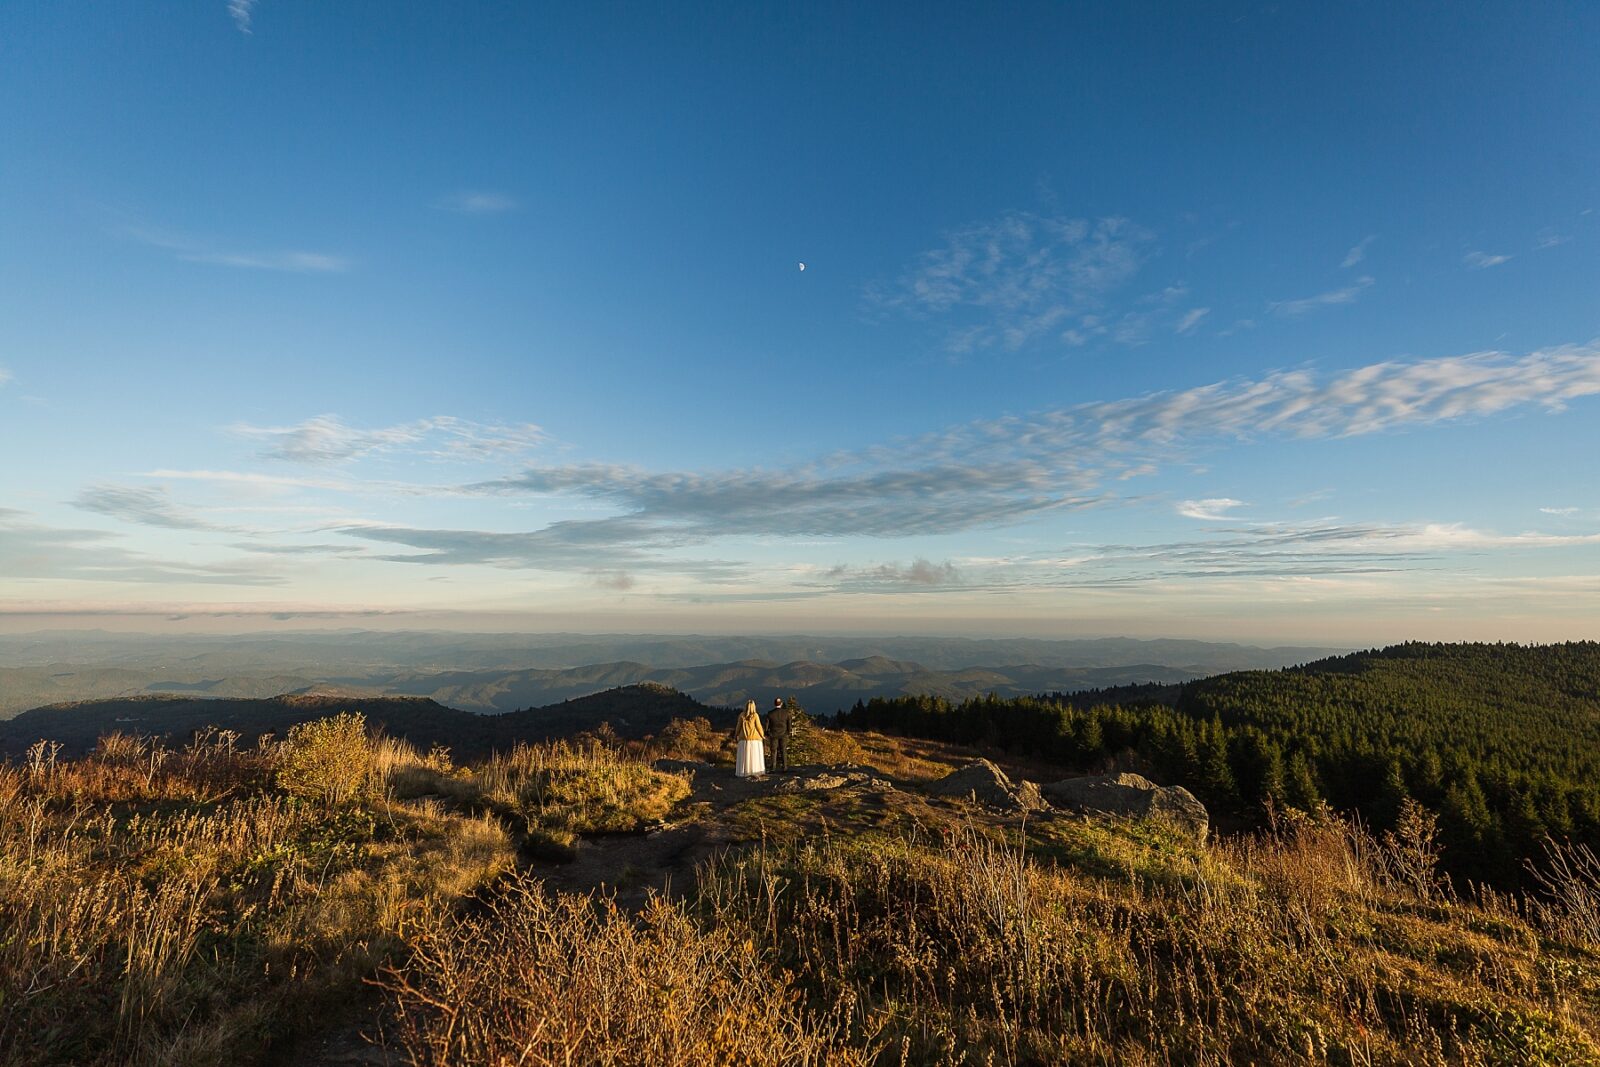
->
[{"left": 838, "top": 641, "right": 1600, "bottom": 887}]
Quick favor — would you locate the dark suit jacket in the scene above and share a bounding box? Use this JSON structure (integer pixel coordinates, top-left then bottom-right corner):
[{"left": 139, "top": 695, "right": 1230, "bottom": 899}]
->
[{"left": 767, "top": 706, "right": 792, "bottom": 736}]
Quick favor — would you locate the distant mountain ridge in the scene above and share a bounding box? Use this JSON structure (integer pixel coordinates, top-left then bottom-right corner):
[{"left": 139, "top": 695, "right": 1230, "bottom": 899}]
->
[
  {"left": 3, "top": 656, "right": 1225, "bottom": 721},
  {"left": 0, "top": 631, "right": 1344, "bottom": 719},
  {"left": 0, "top": 685, "right": 712, "bottom": 758},
  {"left": 379, "top": 657, "right": 1211, "bottom": 714},
  {"left": 0, "top": 631, "right": 1344, "bottom": 674}
]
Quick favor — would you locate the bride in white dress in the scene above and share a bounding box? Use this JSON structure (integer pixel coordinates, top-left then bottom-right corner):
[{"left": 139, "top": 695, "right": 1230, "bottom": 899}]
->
[{"left": 734, "top": 699, "right": 766, "bottom": 777}]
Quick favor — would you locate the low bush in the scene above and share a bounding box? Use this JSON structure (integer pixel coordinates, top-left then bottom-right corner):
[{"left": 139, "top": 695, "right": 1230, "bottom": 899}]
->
[
  {"left": 649, "top": 716, "right": 728, "bottom": 763},
  {"left": 275, "top": 712, "right": 375, "bottom": 810}
]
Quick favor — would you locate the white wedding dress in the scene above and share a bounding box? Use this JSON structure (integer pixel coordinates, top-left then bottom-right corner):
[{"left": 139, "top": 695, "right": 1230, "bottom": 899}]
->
[{"left": 735, "top": 738, "right": 766, "bottom": 777}]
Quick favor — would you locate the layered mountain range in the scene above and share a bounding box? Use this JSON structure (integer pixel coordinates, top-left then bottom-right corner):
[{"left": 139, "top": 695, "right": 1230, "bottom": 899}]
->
[{"left": 0, "top": 631, "right": 1341, "bottom": 719}]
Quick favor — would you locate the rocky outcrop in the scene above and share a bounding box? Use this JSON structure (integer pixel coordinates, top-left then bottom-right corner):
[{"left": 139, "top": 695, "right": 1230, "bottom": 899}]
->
[
  {"left": 1041, "top": 772, "right": 1209, "bottom": 842},
  {"left": 772, "top": 766, "right": 895, "bottom": 794},
  {"left": 651, "top": 759, "right": 896, "bottom": 796},
  {"left": 926, "top": 760, "right": 1047, "bottom": 812}
]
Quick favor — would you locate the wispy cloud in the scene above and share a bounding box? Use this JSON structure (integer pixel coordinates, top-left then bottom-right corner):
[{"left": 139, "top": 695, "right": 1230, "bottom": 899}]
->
[
  {"left": 1062, "top": 520, "right": 1600, "bottom": 586},
  {"left": 750, "top": 517, "right": 1600, "bottom": 599},
  {"left": 1268, "top": 276, "right": 1374, "bottom": 316},
  {"left": 816, "top": 558, "right": 963, "bottom": 592},
  {"left": 1138, "top": 520, "right": 1600, "bottom": 563},
  {"left": 899, "top": 341, "right": 1600, "bottom": 484},
  {"left": 0, "top": 367, "right": 11, "bottom": 388},
  {"left": 228, "top": 0, "right": 257, "bottom": 34},
  {"left": 1174, "top": 307, "right": 1210, "bottom": 334},
  {"left": 0, "top": 511, "right": 281, "bottom": 586},
  {"left": 1341, "top": 235, "right": 1376, "bottom": 269},
  {"left": 338, "top": 518, "right": 744, "bottom": 580},
  {"left": 381, "top": 341, "right": 1600, "bottom": 573},
  {"left": 1540, "top": 506, "right": 1580, "bottom": 516},
  {"left": 73, "top": 485, "right": 236, "bottom": 532},
  {"left": 869, "top": 212, "right": 1153, "bottom": 352},
  {"left": 1535, "top": 229, "right": 1570, "bottom": 250},
  {"left": 228, "top": 541, "right": 369, "bottom": 558},
  {"left": 852, "top": 519, "right": 1600, "bottom": 594},
  {"left": 78, "top": 343, "right": 1597, "bottom": 590},
  {"left": 438, "top": 190, "right": 519, "bottom": 215},
  {"left": 1177, "top": 498, "right": 1245, "bottom": 520},
  {"left": 143, "top": 469, "right": 359, "bottom": 492},
  {"left": 229, "top": 415, "right": 547, "bottom": 464},
  {"left": 1464, "top": 250, "right": 1511, "bottom": 270},
  {"left": 475, "top": 464, "right": 1097, "bottom": 541},
  {"left": 233, "top": 416, "right": 426, "bottom": 464},
  {"left": 191, "top": 250, "right": 347, "bottom": 272},
  {"left": 125, "top": 225, "right": 347, "bottom": 273}
]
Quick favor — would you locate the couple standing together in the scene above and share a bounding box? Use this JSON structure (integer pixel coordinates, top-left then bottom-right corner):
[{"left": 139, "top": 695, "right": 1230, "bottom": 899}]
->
[{"left": 733, "top": 697, "right": 792, "bottom": 777}]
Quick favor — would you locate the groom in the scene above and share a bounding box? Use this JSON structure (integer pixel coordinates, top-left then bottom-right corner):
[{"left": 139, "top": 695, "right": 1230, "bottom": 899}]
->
[{"left": 767, "top": 697, "right": 793, "bottom": 771}]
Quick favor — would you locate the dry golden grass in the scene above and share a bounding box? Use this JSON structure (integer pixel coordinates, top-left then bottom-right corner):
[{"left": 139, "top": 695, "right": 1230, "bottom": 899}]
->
[
  {"left": 705, "top": 812, "right": 1600, "bottom": 1065},
  {"left": 1528, "top": 836, "right": 1600, "bottom": 948},
  {"left": 636, "top": 714, "right": 959, "bottom": 777},
  {"left": 381, "top": 872, "right": 877, "bottom": 1066},
  {"left": 0, "top": 724, "right": 514, "bottom": 1067},
  {"left": 382, "top": 803, "right": 1600, "bottom": 1066},
  {"left": 476, "top": 739, "right": 690, "bottom": 833},
  {"left": 641, "top": 714, "right": 974, "bottom": 778},
  {"left": 10, "top": 719, "right": 1600, "bottom": 1066},
  {"left": 844, "top": 729, "right": 972, "bottom": 781},
  {"left": 834, "top": 728, "right": 1075, "bottom": 784}
]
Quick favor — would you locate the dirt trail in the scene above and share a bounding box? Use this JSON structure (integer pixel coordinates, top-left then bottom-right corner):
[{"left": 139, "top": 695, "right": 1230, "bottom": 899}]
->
[{"left": 278, "top": 997, "right": 402, "bottom": 1066}]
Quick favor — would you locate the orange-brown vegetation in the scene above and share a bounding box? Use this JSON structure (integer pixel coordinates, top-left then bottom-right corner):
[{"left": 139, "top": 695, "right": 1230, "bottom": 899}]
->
[{"left": 2, "top": 715, "right": 1598, "bottom": 1066}]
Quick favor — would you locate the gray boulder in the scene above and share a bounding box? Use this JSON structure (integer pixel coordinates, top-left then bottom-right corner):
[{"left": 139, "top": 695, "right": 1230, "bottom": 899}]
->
[
  {"left": 773, "top": 766, "right": 894, "bottom": 795},
  {"left": 1014, "top": 779, "right": 1046, "bottom": 811},
  {"left": 1041, "top": 772, "right": 1209, "bottom": 842},
  {"left": 927, "top": 759, "right": 1046, "bottom": 811}
]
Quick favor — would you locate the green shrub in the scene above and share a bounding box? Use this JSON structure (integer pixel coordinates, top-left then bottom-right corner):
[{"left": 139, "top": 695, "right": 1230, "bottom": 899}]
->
[
  {"left": 651, "top": 716, "right": 727, "bottom": 762},
  {"left": 276, "top": 713, "right": 374, "bottom": 810},
  {"left": 789, "top": 713, "right": 865, "bottom": 766}
]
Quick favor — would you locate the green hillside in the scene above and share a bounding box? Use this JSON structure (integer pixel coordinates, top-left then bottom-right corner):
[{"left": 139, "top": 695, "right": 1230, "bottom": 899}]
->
[{"left": 840, "top": 641, "right": 1600, "bottom": 886}]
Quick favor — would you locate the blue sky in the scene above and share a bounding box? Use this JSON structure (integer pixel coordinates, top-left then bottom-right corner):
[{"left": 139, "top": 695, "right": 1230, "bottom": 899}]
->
[{"left": 1, "top": 2, "right": 1597, "bottom": 643}]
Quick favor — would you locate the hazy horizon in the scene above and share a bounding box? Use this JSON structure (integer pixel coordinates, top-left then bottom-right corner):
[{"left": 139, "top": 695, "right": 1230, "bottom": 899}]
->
[
  {"left": 2, "top": 5, "right": 1596, "bottom": 643},
  {"left": 0, "top": 613, "right": 1579, "bottom": 650}
]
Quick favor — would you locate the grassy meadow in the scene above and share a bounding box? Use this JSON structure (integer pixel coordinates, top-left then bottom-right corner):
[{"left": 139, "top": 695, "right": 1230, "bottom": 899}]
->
[{"left": 1, "top": 712, "right": 1597, "bottom": 1065}]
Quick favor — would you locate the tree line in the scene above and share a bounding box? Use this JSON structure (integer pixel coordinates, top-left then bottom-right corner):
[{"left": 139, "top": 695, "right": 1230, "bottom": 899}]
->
[{"left": 836, "top": 641, "right": 1600, "bottom": 887}]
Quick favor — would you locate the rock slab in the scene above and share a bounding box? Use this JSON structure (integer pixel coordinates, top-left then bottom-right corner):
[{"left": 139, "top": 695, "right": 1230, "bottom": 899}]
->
[
  {"left": 927, "top": 760, "right": 1047, "bottom": 812},
  {"left": 1041, "top": 772, "right": 1209, "bottom": 842}
]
